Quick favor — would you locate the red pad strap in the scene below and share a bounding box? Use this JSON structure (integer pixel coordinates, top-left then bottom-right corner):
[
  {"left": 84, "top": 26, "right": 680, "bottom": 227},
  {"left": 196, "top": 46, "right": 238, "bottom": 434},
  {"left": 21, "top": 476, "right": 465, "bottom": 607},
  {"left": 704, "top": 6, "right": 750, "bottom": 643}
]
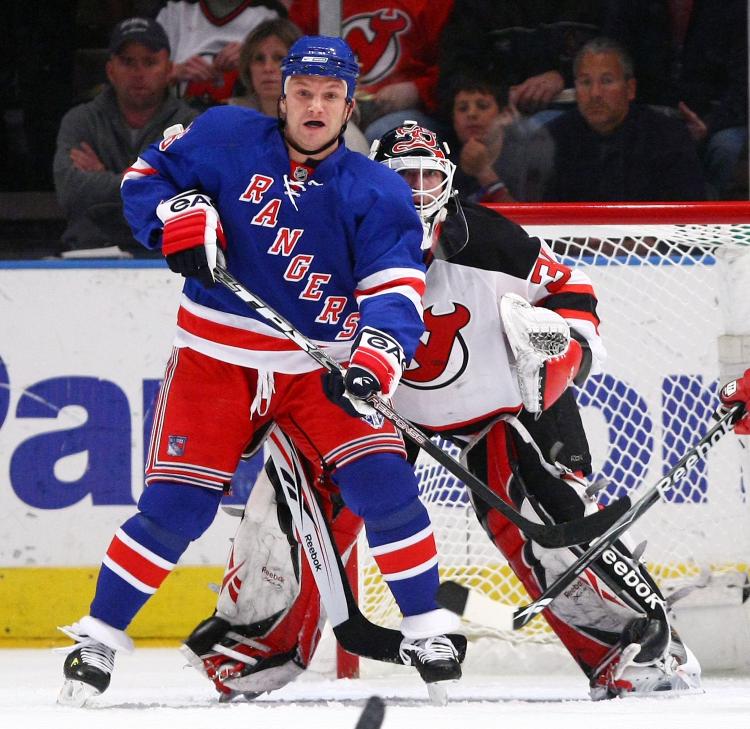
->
[{"left": 542, "top": 338, "right": 583, "bottom": 410}]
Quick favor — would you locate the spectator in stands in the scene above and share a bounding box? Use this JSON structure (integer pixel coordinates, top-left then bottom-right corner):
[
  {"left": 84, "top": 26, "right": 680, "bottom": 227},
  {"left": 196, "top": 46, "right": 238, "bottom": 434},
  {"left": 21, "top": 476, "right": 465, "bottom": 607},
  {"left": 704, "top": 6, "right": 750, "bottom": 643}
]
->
[
  {"left": 228, "top": 17, "right": 369, "bottom": 154},
  {"left": 53, "top": 17, "right": 198, "bottom": 256},
  {"left": 604, "top": 0, "right": 748, "bottom": 199},
  {"left": 289, "top": 0, "right": 452, "bottom": 143},
  {"left": 445, "top": 75, "right": 553, "bottom": 203},
  {"left": 542, "top": 37, "right": 706, "bottom": 202},
  {"left": 438, "top": 2, "right": 607, "bottom": 123},
  {"left": 157, "top": 0, "right": 285, "bottom": 110}
]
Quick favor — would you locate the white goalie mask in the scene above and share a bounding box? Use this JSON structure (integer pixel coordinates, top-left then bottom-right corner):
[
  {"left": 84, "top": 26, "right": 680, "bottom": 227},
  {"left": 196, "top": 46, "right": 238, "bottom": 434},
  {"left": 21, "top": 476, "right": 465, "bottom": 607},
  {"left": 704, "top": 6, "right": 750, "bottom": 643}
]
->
[{"left": 369, "top": 121, "right": 457, "bottom": 250}]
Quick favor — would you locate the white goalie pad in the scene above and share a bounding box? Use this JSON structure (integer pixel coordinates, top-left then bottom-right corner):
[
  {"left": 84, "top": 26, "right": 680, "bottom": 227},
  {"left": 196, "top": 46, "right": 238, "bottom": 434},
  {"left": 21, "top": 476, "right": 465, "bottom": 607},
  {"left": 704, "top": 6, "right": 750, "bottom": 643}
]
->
[
  {"left": 500, "top": 293, "right": 571, "bottom": 412},
  {"left": 215, "top": 465, "right": 300, "bottom": 625}
]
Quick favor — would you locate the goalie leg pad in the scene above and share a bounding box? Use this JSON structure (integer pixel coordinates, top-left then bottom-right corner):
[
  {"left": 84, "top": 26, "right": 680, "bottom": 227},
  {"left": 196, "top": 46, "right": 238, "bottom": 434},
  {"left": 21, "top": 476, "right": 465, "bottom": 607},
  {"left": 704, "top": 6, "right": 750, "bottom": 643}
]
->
[
  {"left": 183, "top": 453, "right": 365, "bottom": 699},
  {"left": 467, "top": 412, "right": 683, "bottom": 681}
]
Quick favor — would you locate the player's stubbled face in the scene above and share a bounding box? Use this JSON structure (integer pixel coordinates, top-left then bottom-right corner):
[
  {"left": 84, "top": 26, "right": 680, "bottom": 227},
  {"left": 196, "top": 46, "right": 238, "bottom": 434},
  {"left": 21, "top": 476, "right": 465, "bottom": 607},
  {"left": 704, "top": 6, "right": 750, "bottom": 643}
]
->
[{"left": 281, "top": 76, "right": 351, "bottom": 158}]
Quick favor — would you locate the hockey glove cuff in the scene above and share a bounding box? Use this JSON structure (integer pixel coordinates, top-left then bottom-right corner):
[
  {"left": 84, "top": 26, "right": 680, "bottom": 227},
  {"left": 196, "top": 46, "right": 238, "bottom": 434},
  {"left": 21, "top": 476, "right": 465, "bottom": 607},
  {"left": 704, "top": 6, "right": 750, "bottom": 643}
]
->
[
  {"left": 718, "top": 368, "right": 750, "bottom": 435},
  {"left": 157, "top": 189, "right": 227, "bottom": 287}
]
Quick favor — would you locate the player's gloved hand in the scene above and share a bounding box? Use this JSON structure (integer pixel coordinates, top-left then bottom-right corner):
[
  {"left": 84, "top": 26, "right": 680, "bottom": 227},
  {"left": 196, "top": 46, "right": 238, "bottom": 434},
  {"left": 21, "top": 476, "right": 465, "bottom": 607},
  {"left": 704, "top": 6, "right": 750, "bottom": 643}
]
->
[
  {"left": 718, "top": 368, "right": 750, "bottom": 435},
  {"left": 156, "top": 189, "right": 226, "bottom": 287},
  {"left": 323, "top": 326, "right": 405, "bottom": 418}
]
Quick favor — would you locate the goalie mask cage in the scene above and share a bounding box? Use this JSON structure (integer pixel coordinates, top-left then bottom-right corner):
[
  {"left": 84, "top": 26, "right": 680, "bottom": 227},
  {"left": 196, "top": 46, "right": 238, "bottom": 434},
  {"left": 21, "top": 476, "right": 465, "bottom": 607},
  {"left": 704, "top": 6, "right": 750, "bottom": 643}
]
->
[{"left": 339, "top": 201, "right": 750, "bottom": 678}]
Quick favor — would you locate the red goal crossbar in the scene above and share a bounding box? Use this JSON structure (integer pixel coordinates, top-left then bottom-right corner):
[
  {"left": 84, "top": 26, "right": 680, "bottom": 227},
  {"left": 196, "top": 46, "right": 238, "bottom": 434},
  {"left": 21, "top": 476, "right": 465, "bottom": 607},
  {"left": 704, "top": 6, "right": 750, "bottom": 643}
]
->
[{"left": 486, "top": 201, "right": 750, "bottom": 225}]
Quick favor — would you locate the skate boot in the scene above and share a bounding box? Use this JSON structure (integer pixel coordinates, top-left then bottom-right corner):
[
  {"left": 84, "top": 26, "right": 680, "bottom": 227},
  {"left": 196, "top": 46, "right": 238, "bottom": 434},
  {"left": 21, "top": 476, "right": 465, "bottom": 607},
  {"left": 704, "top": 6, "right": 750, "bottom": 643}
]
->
[
  {"left": 590, "top": 628, "right": 702, "bottom": 700},
  {"left": 56, "top": 615, "right": 133, "bottom": 707},
  {"left": 399, "top": 634, "right": 462, "bottom": 705}
]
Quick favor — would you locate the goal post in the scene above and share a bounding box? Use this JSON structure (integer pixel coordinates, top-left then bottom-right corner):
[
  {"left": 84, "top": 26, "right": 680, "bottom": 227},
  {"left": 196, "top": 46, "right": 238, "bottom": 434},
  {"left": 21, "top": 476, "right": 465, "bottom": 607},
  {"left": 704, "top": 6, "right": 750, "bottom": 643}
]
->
[{"left": 344, "top": 201, "right": 750, "bottom": 677}]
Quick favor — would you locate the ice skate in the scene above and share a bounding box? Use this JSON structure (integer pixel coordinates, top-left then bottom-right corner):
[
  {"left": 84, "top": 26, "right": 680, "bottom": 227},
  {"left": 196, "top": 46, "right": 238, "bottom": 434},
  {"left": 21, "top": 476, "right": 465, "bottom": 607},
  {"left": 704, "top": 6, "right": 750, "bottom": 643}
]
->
[
  {"left": 399, "top": 634, "right": 461, "bottom": 704},
  {"left": 56, "top": 616, "right": 133, "bottom": 707}
]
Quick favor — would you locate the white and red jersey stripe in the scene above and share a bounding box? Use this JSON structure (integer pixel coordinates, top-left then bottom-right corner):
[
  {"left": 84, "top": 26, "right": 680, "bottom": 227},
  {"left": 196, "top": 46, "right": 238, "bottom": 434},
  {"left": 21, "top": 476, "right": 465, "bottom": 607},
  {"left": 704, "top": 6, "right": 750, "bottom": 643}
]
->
[
  {"left": 173, "top": 295, "right": 351, "bottom": 373},
  {"left": 102, "top": 528, "right": 176, "bottom": 595}
]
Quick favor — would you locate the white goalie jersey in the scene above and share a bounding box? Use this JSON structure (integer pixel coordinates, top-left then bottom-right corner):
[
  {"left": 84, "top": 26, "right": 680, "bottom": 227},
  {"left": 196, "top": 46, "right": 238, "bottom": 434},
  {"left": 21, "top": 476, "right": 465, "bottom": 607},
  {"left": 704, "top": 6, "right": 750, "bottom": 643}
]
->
[{"left": 393, "top": 202, "right": 606, "bottom": 432}]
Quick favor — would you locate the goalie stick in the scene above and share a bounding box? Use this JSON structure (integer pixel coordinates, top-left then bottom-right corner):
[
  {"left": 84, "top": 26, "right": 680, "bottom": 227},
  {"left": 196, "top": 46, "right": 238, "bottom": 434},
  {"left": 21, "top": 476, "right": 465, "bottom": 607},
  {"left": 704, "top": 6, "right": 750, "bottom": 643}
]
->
[
  {"left": 266, "top": 427, "right": 466, "bottom": 665},
  {"left": 214, "top": 264, "right": 630, "bottom": 549},
  {"left": 436, "top": 404, "right": 743, "bottom": 631}
]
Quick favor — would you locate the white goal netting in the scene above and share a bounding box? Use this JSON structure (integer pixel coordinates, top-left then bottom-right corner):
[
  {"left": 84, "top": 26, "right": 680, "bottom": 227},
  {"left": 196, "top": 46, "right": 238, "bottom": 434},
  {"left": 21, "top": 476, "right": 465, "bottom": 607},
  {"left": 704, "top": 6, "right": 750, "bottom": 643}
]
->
[{"left": 355, "top": 202, "right": 750, "bottom": 669}]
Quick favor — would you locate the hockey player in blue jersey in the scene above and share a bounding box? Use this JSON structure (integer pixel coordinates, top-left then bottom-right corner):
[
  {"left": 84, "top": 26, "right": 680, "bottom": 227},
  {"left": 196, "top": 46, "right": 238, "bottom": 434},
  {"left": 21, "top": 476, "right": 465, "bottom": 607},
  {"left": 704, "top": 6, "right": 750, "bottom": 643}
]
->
[{"left": 57, "top": 37, "right": 462, "bottom": 707}]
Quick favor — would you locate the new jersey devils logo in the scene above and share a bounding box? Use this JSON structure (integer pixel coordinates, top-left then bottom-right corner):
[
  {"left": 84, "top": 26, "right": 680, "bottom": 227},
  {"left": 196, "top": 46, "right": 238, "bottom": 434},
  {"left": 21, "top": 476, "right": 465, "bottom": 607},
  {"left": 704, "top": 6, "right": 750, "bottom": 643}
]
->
[
  {"left": 403, "top": 303, "right": 470, "bottom": 390},
  {"left": 342, "top": 10, "right": 411, "bottom": 86},
  {"left": 391, "top": 125, "right": 446, "bottom": 157}
]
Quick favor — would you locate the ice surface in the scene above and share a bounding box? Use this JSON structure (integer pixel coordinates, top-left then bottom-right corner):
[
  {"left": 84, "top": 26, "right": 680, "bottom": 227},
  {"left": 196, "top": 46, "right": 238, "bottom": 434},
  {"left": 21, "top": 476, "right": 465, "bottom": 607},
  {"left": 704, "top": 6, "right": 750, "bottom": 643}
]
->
[{"left": 3, "top": 648, "right": 750, "bottom": 729}]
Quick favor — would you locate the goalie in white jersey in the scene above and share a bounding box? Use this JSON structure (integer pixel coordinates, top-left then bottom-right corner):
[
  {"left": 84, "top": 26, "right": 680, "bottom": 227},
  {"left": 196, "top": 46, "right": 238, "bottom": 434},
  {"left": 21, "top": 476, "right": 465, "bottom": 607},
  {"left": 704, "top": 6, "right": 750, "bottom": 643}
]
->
[{"left": 182, "top": 122, "right": 701, "bottom": 701}]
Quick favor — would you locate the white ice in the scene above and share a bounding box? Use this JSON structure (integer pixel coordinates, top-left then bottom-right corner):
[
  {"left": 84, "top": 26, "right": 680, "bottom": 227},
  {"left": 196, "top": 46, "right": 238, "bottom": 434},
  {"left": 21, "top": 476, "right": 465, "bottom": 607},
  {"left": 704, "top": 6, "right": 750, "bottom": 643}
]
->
[{"left": 4, "top": 646, "right": 750, "bottom": 729}]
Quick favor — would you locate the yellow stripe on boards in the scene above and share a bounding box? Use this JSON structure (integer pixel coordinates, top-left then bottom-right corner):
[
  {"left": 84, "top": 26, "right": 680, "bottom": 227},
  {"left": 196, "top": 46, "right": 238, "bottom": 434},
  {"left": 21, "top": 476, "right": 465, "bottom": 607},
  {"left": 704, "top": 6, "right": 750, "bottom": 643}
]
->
[{"left": 0, "top": 566, "right": 223, "bottom": 647}]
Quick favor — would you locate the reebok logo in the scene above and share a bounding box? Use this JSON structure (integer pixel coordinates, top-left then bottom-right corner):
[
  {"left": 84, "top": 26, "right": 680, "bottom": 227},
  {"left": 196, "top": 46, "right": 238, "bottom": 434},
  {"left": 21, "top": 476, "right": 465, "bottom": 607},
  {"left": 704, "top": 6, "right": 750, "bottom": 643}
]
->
[
  {"left": 601, "top": 549, "right": 663, "bottom": 610},
  {"left": 304, "top": 533, "right": 322, "bottom": 572}
]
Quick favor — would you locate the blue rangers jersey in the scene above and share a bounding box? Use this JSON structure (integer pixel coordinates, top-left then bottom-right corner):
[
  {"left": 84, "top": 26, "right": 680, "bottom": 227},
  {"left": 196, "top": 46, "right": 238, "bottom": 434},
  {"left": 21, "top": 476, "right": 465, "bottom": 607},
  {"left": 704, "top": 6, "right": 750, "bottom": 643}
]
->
[{"left": 121, "top": 106, "right": 426, "bottom": 373}]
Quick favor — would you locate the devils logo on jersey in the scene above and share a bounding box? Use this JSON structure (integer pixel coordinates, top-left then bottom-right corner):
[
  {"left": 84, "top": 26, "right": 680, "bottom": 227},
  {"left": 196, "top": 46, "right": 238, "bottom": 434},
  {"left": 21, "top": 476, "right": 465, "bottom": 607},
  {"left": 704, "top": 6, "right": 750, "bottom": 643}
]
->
[
  {"left": 403, "top": 303, "right": 470, "bottom": 390},
  {"left": 342, "top": 9, "right": 411, "bottom": 86}
]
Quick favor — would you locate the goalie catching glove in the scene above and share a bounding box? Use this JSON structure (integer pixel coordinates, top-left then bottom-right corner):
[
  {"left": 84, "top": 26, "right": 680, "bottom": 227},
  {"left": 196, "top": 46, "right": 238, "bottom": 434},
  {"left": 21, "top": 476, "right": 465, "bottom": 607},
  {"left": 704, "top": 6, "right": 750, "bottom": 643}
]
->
[
  {"left": 156, "top": 189, "right": 226, "bottom": 287},
  {"left": 718, "top": 368, "right": 750, "bottom": 435},
  {"left": 501, "top": 293, "right": 586, "bottom": 414},
  {"left": 324, "top": 326, "right": 405, "bottom": 417}
]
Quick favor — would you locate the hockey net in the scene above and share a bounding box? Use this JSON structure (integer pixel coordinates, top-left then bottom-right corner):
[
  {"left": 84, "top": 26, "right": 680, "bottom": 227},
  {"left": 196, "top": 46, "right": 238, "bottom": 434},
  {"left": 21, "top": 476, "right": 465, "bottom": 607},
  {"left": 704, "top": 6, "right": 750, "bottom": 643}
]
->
[{"left": 351, "top": 202, "right": 750, "bottom": 674}]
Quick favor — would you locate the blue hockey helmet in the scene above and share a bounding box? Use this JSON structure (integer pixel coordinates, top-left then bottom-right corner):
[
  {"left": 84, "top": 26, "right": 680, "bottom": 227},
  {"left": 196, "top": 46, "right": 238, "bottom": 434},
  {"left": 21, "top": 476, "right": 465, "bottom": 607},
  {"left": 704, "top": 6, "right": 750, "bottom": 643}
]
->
[{"left": 280, "top": 35, "right": 359, "bottom": 102}]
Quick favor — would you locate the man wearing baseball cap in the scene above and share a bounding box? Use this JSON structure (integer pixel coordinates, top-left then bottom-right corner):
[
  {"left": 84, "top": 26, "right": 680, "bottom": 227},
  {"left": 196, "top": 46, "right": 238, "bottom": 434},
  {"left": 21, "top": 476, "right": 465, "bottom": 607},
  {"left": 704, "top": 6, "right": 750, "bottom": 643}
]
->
[
  {"left": 108, "top": 17, "right": 171, "bottom": 56},
  {"left": 53, "top": 17, "right": 197, "bottom": 256}
]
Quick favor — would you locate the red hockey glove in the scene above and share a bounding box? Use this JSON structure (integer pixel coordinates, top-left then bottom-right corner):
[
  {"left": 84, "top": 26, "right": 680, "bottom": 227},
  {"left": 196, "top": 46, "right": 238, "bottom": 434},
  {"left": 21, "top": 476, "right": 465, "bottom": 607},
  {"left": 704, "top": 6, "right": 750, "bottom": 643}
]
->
[
  {"left": 323, "top": 326, "right": 405, "bottom": 417},
  {"left": 156, "top": 189, "right": 226, "bottom": 287},
  {"left": 719, "top": 369, "right": 750, "bottom": 435}
]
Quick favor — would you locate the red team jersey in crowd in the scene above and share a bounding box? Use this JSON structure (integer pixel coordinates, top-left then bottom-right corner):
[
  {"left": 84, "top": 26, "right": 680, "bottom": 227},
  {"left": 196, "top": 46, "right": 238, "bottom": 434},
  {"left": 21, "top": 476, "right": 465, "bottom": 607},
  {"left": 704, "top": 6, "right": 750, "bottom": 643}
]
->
[{"left": 289, "top": 0, "right": 454, "bottom": 111}]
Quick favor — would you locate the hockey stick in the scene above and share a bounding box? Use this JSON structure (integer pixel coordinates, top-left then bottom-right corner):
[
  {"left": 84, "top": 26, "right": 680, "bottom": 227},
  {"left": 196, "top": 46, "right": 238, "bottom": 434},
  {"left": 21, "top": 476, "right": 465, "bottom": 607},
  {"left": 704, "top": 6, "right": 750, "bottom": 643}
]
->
[
  {"left": 436, "top": 404, "right": 743, "bottom": 631},
  {"left": 266, "top": 427, "right": 467, "bottom": 665},
  {"left": 213, "top": 264, "right": 630, "bottom": 549}
]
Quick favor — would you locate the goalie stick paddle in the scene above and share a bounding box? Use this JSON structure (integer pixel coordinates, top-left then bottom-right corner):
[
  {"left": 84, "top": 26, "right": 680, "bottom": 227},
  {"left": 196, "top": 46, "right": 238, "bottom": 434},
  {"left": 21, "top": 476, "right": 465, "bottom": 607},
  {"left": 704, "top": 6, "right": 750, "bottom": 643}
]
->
[
  {"left": 355, "top": 696, "right": 386, "bottom": 729},
  {"left": 214, "top": 265, "right": 630, "bottom": 549},
  {"left": 436, "top": 404, "right": 743, "bottom": 632},
  {"left": 266, "top": 427, "right": 467, "bottom": 666}
]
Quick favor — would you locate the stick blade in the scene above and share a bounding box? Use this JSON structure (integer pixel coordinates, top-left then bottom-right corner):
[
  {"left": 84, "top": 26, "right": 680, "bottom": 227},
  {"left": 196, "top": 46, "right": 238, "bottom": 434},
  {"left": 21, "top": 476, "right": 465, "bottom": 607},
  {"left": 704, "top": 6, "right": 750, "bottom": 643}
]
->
[
  {"left": 355, "top": 695, "right": 386, "bottom": 729},
  {"left": 436, "top": 581, "right": 516, "bottom": 632}
]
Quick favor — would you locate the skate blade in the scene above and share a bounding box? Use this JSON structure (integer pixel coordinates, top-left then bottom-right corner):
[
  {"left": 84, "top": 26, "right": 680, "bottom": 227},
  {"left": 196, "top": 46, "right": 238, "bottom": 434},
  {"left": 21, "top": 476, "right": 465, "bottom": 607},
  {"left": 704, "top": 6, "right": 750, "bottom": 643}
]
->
[
  {"left": 426, "top": 679, "right": 458, "bottom": 706},
  {"left": 57, "top": 679, "right": 101, "bottom": 707}
]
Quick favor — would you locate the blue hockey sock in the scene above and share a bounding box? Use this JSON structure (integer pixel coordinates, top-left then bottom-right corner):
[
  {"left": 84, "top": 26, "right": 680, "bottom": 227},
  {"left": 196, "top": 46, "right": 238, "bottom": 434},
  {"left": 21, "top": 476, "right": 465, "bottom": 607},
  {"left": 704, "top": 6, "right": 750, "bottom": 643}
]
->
[{"left": 90, "top": 481, "right": 222, "bottom": 629}]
